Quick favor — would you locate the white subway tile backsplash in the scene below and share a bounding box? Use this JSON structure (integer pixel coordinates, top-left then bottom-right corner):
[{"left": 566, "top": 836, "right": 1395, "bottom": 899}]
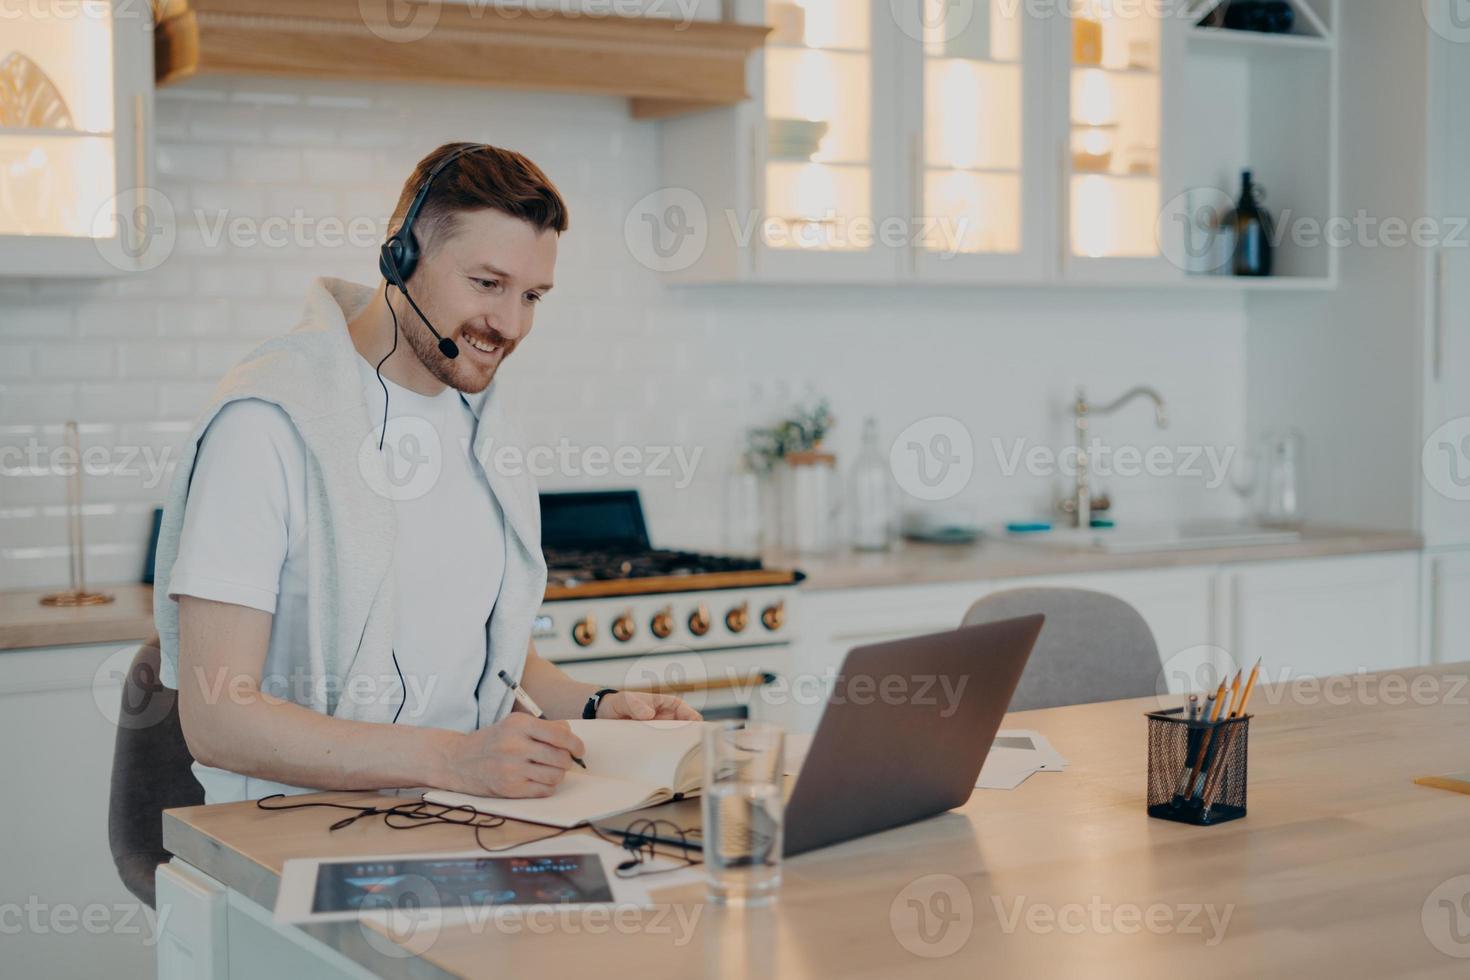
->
[
  {"left": 77, "top": 383, "right": 157, "bottom": 420},
  {"left": 118, "top": 342, "right": 194, "bottom": 379},
  {"left": 229, "top": 146, "right": 305, "bottom": 183},
  {"left": 188, "top": 105, "right": 266, "bottom": 144},
  {"left": 156, "top": 143, "right": 229, "bottom": 181},
  {"left": 36, "top": 345, "right": 114, "bottom": 380},
  {"left": 1, "top": 305, "right": 74, "bottom": 339},
  {"left": 74, "top": 303, "right": 156, "bottom": 338},
  {"left": 303, "top": 148, "right": 379, "bottom": 185}
]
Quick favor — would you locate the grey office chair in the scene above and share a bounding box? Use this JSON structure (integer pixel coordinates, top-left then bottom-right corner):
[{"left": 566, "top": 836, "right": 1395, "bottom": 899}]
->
[
  {"left": 108, "top": 636, "right": 203, "bottom": 909},
  {"left": 961, "top": 588, "right": 1161, "bottom": 711}
]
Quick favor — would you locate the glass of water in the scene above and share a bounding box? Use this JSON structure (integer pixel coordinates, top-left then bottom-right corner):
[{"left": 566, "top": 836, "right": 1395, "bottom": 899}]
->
[{"left": 702, "top": 720, "right": 784, "bottom": 907}]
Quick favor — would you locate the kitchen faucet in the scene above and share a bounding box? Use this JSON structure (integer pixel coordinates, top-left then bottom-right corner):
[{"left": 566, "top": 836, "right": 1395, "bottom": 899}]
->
[{"left": 1061, "top": 386, "right": 1169, "bottom": 529}]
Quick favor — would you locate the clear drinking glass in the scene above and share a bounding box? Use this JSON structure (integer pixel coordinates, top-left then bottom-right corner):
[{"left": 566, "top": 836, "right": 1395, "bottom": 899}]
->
[{"left": 702, "top": 721, "right": 784, "bottom": 907}]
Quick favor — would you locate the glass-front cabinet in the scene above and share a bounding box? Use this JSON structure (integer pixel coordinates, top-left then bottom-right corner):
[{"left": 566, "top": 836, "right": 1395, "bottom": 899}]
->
[
  {"left": 656, "top": 0, "right": 1333, "bottom": 288},
  {"left": 906, "top": 0, "right": 1047, "bottom": 281},
  {"left": 1056, "top": 0, "right": 1175, "bottom": 280},
  {"left": 753, "top": 0, "right": 901, "bottom": 281},
  {"left": 0, "top": 1, "right": 154, "bottom": 277}
]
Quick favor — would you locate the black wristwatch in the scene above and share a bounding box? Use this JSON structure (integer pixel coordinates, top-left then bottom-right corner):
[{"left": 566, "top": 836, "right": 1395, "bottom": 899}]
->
[{"left": 583, "top": 688, "right": 618, "bottom": 720}]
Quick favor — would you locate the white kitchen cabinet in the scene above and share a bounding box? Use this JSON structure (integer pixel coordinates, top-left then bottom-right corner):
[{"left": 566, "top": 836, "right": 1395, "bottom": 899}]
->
[
  {"left": 792, "top": 564, "right": 1216, "bottom": 731},
  {"left": 0, "top": 642, "right": 157, "bottom": 979},
  {"left": 994, "top": 565, "right": 1218, "bottom": 695},
  {"left": 793, "top": 551, "right": 1420, "bottom": 731},
  {"left": 660, "top": 0, "right": 905, "bottom": 283},
  {"left": 1, "top": 1, "right": 156, "bottom": 277},
  {"left": 1425, "top": 549, "right": 1470, "bottom": 665},
  {"left": 900, "top": 1, "right": 1051, "bottom": 282},
  {"left": 659, "top": 0, "right": 1338, "bottom": 288},
  {"left": 1218, "top": 553, "right": 1421, "bottom": 681}
]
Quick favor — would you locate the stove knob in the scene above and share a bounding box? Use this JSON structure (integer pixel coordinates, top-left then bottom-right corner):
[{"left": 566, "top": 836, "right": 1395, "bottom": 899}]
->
[
  {"left": 572, "top": 614, "right": 597, "bottom": 647},
  {"left": 688, "top": 603, "right": 712, "bottom": 637},
  {"left": 650, "top": 606, "right": 674, "bottom": 639},
  {"left": 760, "top": 600, "right": 785, "bottom": 632},
  {"left": 725, "top": 601, "right": 749, "bottom": 634},
  {"left": 612, "top": 609, "right": 636, "bottom": 643}
]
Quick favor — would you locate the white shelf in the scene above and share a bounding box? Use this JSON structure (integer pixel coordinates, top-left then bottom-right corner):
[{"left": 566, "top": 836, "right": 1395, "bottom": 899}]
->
[
  {"left": 1178, "top": 274, "right": 1337, "bottom": 291},
  {"left": 1188, "top": 27, "right": 1334, "bottom": 57}
]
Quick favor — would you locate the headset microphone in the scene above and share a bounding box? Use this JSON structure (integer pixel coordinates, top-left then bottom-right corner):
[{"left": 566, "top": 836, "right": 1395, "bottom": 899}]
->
[
  {"left": 377, "top": 143, "right": 493, "bottom": 362},
  {"left": 379, "top": 250, "right": 460, "bottom": 360}
]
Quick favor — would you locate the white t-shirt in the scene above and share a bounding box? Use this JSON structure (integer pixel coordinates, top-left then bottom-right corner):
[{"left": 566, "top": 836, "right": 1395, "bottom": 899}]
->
[{"left": 169, "top": 356, "right": 507, "bottom": 803}]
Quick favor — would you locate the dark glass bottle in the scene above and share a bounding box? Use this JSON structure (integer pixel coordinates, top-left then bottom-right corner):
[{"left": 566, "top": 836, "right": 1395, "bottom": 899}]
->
[{"left": 1229, "top": 170, "right": 1274, "bottom": 277}]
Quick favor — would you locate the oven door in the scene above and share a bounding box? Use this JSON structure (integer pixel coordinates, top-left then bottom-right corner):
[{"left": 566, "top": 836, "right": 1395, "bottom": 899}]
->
[{"left": 550, "top": 646, "right": 786, "bottom": 722}]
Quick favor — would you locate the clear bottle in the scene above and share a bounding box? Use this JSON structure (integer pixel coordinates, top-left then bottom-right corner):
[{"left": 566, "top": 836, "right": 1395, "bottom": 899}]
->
[{"left": 849, "top": 417, "right": 895, "bottom": 552}]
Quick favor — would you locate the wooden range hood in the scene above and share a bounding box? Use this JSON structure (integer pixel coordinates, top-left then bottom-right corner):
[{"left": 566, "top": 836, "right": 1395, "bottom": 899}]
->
[{"left": 153, "top": 0, "right": 770, "bottom": 119}]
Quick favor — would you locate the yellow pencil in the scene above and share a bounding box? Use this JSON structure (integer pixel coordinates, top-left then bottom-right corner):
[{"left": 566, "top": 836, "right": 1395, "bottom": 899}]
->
[
  {"left": 1232, "top": 659, "right": 1262, "bottom": 718},
  {"left": 1225, "top": 670, "right": 1243, "bottom": 717}
]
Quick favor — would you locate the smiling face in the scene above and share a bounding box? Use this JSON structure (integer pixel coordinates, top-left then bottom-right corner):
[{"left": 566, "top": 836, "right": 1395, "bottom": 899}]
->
[{"left": 396, "top": 207, "right": 558, "bottom": 394}]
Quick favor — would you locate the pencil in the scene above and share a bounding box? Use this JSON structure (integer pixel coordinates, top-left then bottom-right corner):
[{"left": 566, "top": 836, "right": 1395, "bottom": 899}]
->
[
  {"left": 1201, "top": 662, "right": 1263, "bottom": 814},
  {"left": 1232, "top": 659, "right": 1262, "bottom": 718}
]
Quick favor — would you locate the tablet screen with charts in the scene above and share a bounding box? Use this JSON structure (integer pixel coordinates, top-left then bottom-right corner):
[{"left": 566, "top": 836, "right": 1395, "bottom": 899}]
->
[
  {"left": 312, "top": 854, "right": 614, "bottom": 914},
  {"left": 274, "top": 843, "right": 650, "bottom": 926}
]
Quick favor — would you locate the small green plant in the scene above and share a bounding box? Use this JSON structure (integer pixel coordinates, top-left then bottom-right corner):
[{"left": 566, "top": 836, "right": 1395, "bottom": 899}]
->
[{"left": 746, "top": 398, "right": 835, "bottom": 472}]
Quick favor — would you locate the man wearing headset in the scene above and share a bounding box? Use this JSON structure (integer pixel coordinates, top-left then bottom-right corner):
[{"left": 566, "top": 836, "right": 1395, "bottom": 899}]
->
[{"left": 153, "top": 142, "right": 698, "bottom": 805}]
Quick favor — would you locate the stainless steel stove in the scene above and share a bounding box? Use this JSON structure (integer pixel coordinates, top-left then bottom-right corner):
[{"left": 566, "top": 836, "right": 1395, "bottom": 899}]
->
[{"left": 535, "top": 490, "right": 800, "bottom": 721}]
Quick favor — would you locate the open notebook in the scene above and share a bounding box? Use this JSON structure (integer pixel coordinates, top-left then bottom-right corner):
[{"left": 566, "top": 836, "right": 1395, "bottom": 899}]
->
[{"left": 424, "top": 719, "right": 712, "bottom": 828}]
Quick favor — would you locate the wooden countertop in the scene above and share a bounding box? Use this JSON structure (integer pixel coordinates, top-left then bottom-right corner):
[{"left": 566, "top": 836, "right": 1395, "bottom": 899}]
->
[
  {"left": 0, "top": 583, "right": 156, "bottom": 651},
  {"left": 0, "top": 528, "right": 1422, "bottom": 649},
  {"left": 165, "top": 663, "right": 1470, "bottom": 979},
  {"left": 774, "top": 526, "right": 1423, "bottom": 592}
]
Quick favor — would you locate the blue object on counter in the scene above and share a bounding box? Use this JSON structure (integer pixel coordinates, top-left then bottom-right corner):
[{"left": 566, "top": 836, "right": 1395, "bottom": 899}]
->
[
  {"left": 1090, "top": 518, "right": 1116, "bottom": 529},
  {"left": 1006, "top": 522, "right": 1053, "bottom": 534}
]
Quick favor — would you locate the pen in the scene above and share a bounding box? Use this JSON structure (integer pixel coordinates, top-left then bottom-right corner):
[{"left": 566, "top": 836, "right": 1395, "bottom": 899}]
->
[
  {"left": 1187, "top": 694, "right": 1200, "bottom": 722},
  {"left": 1186, "top": 679, "right": 1229, "bottom": 800},
  {"left": 497, "top": 670, "right": 586, "bottom": 769}
]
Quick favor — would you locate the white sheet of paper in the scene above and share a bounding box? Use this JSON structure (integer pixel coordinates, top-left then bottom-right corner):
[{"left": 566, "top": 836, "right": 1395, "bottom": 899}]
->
[{"left": 977, "top": 730, "right": 1068, "bottom": 790}]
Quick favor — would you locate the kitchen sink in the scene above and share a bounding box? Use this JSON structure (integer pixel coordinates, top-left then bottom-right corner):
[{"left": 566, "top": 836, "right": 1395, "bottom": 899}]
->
[{"left": 1013, "top": 521, "right": 1301, "bottom": 554}]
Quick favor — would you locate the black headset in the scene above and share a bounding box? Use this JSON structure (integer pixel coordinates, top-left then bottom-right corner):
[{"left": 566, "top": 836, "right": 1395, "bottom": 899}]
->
[{"left": 378, "top": 143, "right": 494, "bottom": 361}]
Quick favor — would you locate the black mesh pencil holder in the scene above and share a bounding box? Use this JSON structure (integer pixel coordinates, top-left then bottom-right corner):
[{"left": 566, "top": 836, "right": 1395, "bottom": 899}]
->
[{"left": 1146, "top": 712, "right": 1250, "bottom": 826}]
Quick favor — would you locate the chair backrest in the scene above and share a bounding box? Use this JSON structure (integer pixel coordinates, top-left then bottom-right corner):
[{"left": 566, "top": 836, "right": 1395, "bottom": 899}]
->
[
  {"left": 961, "top": 588, "right": 1161, "bottom": 711},
  {"left": 107, "top": 638, "right": 203, "bottom": 909}
]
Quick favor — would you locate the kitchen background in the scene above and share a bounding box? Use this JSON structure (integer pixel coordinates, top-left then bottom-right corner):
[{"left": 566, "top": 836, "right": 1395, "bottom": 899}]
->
[
  {"left": 4, "top": 2, "right": 1469, "bottom": 976},
  {"left": 0, "top": 80, "right": 1251, "bottom": 591}
]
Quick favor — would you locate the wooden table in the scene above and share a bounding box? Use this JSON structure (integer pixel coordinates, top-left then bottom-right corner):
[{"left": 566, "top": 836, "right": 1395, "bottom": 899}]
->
[{"left": 160, "top": 665, "right": 1470, "bottom": 979}]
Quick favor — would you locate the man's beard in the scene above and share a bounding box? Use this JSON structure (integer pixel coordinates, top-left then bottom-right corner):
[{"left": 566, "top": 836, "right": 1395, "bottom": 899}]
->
[{"left": 399, "top": 309, "right": 500, "bottom": 394}]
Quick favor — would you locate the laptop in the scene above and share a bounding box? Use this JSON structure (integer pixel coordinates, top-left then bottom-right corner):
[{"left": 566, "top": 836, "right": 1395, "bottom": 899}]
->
[{"left": 594, "top": 613, "right": 1044, "bottom": 857}]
